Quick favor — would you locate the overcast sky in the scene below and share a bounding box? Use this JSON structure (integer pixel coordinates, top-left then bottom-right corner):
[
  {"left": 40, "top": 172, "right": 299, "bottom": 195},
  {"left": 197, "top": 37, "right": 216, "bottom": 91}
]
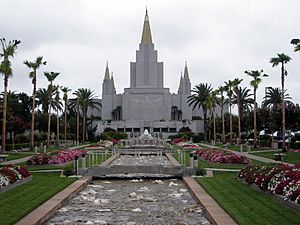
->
[{"left": 1, "top": 0, "right": 300, "bottom": 109}]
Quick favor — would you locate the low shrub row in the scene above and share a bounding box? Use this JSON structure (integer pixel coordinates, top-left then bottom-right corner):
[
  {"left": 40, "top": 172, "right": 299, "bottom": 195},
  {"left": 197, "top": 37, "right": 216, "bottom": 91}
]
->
[
  {"left": 195, "top": 149, "right": 251, "bottom": 164},
  {"left": 26, "top": 149, "right": 86, "bottom": 165},
  {"left": 239, "top": 164, "right": 300, "bottom": 204},
  {"left": 0, "top": 164, "right": 31, "bottom": 189}
]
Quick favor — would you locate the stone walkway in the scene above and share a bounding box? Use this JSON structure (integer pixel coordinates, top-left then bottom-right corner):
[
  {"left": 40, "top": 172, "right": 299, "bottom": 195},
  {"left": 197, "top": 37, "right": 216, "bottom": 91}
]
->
[{"left": 200, "top": 143, "right": 295, "bottom": 166}]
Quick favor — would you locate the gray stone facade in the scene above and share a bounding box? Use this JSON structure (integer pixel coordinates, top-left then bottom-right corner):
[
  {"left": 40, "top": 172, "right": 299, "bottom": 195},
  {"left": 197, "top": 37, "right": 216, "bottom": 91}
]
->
[{"left": 93, "top": 11, "right": 223, "bottom": 137}]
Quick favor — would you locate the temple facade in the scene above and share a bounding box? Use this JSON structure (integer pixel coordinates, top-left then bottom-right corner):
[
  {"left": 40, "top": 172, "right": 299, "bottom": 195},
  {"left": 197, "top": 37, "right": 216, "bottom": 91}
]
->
[{"left": 95, "top": 10, "right": 211, "bottom": 137}]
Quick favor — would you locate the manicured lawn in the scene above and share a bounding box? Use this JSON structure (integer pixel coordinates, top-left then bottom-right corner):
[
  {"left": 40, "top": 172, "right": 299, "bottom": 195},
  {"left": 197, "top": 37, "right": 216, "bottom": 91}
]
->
[
  {"left": 0, "top": 172, "right": 77, "bottom": 225},
  {"left": 251, "top": 151, "right": 300, "bottom": 164},
  {"left": 196, "top": 172, "right": 300, "bottom": 225},
  {"left": 6, "top": 152, "right": 33, "bottom": 161},
  {"left": 199, "top": 142, "right": 275, "bottom": 152}
]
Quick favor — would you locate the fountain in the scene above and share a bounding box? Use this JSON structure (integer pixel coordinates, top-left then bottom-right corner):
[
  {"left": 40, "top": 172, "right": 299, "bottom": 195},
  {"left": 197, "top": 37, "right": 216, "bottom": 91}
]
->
[{"left": 139, "top": 129, "right": 153, "bottom": 140}]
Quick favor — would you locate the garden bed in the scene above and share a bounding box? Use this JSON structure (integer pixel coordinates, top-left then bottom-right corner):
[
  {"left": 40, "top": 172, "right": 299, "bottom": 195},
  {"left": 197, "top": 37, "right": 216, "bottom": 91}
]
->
[
  {"left": 238, "top": 164, "right": 300, "bottom": 208},
  {"left": 0, "top": 164, "right": 31, "bottom": 192},
  {"left": 26, "top": 149, "right": 86, "bottom": 166},
  {"left": 194, "top": 148, "right": 251, "bottom": 164}
]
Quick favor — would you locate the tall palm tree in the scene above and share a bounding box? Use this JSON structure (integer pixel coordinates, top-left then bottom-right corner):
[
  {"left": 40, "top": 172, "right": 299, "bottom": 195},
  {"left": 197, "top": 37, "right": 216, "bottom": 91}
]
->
[
  {"left": 232, "top": 78, "right": 243, "bottom": 145},
  {"left": 54, "top": 86, "right": 63, "bottom": 147},
  {"left": 24, "top": 56, "right": 46, "bottom": 149},
  {"left": 61, "top": 86, "right": 71, "bottom": 144},
  {"left": 290, "top": 39, "right": 300, "bottom": 52},
  {"left": 217, "top": 85, "right": 227, "bottom": 144},
  {"left": 0, "top": 38, "right": 21, "bottom": 152},
  {"left": 245, "top": 70, "right": 268, "bottom": 148},
  {"left": 224, "top": 79, "right": 237, "bottom": 144},
  {"left": 206, "top": 90, "right": 218, "bottom": 143},
  {"left": 187, "top": 83, "right": 212, "bottom": 141},
  {"left": 270, "top": 53, "right": 291, "bottom": 151},
  {"left": 44, "top": 71, "right": 60, "bottom": 146}
]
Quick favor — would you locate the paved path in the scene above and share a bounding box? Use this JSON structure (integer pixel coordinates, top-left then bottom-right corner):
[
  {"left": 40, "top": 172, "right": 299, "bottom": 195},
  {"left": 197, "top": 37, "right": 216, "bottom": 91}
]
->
[
  {"left": 200, "top": 143, "right": 295, "bottom": 166},
  {"left": 0, "top": 156, "right": 32, "bottom": 165}
]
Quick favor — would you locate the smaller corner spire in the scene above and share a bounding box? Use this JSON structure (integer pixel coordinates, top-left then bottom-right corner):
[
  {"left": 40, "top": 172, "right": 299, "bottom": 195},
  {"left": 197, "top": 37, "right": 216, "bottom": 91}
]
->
[
  {"left": 104, "top": 61, "right": 110, "bottom": 80},
  {"left": 183, "top": 61, "right": 189, "bottom": 80}
]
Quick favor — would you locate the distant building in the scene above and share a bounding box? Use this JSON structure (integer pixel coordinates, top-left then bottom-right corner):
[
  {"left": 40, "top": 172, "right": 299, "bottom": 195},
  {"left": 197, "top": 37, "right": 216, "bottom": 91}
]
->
[{"left": 92, "top": 10, "right": 223, "bottom": 137}]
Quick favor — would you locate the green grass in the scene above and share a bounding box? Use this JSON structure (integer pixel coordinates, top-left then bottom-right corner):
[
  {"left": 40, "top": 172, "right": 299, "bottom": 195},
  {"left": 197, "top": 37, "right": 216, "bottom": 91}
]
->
[
  {"left": 251, "top": 151, "right": 300, "bottom": 164},
  {"left": 197, "top": 172, "right": 300, "bottom": 225},
  {"left": 0, "top": 172, "right": 77, "bottom": 225},
  {"left": 199, "top": 142, "right": 275, "bottom": 152},
  {"left": 6, "top": 152, "right": 33, "bottom": 161}
]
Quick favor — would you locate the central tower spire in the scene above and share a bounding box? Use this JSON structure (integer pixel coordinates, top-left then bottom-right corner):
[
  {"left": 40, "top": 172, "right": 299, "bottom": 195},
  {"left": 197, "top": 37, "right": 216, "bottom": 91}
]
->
[{"left": 141, "top": 9, "right": 153, "bottom": 44}]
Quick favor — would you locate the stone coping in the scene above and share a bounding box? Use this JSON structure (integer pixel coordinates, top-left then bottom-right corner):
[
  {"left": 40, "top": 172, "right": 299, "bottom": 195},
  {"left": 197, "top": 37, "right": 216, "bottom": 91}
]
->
[
  {"left": 183, "top": 176, "right": 238, "bottom": 225},
  {"left": 0, "top": 176, "right": 32, "bottom": 193},
  {"left": 165, "top": 153, "right": 181, "bottom": 166},
  {"left": 15, "top": 176, "right": 92, "bottom": 225},
  {"left": 99, "top": 154, "right": 120, "bottom": 167}
]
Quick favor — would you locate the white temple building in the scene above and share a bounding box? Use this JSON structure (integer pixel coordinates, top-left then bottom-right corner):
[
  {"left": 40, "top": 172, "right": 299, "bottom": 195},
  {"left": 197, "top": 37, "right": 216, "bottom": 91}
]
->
[{"left": 94, "top": 10, "right": 220, "bottom": 137}]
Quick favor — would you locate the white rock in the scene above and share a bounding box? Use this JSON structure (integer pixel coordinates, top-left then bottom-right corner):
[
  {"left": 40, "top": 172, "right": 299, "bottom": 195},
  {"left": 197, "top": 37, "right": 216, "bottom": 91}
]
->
[
  {"left": 87, "top": 189, "right": 97, "bottom": 195},
  {"left": 182, "top": 200, "right": 188, "bottom": 203},
  {"left": 153, "top": 180, "right": 164, "bottom": 184},
  {"left": 129, "top": 192, "right": 137, "bottom": 198},
  {"left": 125, "top": 222, "right": 136, "bottom": 225},
  {"left": 80, "top": 195, "right": 88, "bottom": 201},
  {"left": 97, "top": 209, "right": 111, "bottom": 212},
  {"left": 102, "top": 181, "right": 112, "bottom": 184},
  {"left": 85, "top": 221, "right": 93, "bottom": 224},
  {"left": 169, "top": 181, "right": 179, "bottom": 187},
  {"left": 140, "top": 196, "right": 157, "bottom": 202},
  {"left": 138, "top": 186, "right": 150, "bottom": 192},
  {"left": 94, "top": 198, "right": 101, "bottom": 204},
  {"left": 88, "top": 184, "right": 104, "bottom": 188},
  {"left": 132, "top": 207, "right": 142, "bottom": 212},
  {"left": 58, "top": 207, "right": 68, "bottom": 212},
  {"left": 130, "top": 179, "right": 140, "bottom": 183},
  {"left": 100, "top": 199, "right": 109, "bottom": 204},
  {"left": 107, "top": 189, "right": 116, "bottom": 192},
  {"left": 179, "top": 188, "right": 188, "bottom": 192}
]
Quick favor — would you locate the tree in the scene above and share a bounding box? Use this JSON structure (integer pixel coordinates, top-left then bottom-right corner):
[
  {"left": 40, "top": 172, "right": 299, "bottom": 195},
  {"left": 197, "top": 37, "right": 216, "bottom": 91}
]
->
[
  {"left": 217, "top": 85, "right": 227, "bottom": 144},
  {"left": 36, "top": 88, "right": 50, "bottom": 113},
  {"left": 187, "top": 83, "right": 212, "bottom": 141},
  {"left": 231, "top": 78, "right": 243, "bottom": 145},
  {"left": 224, "top": 79, "right": 237, "bottom": 144},
  {"left": 206, "top": 90, "right": 218, "bottom": 143},
  {"left": 0, "top": 38, "right": 21, "bottom": 152},
  {"left": 70, "top": 88, "right": 101, "bottom": 142},
  {"left": 44, "top": 71, "right": 59, "bottom": 146},
  {"left": 290, "top": 39, "right": 300, "bottom": 52},
  {"left": 53, "top": 85, "right": 63, "bottom": 147},
  {"left": 24, "top": 56, "right": 46, "bottom": 149},
  {"left": 263, "top": 87, "right": 292, "bottom": 109},
  {"left": 270, "top": 53, "right": 291, "bottom": 151},
  {"left": 61, "top": 86, "right": 71, "bottom": 143},
  {"left": 245, "top": 69, "right": 268, "bottom": 148}
]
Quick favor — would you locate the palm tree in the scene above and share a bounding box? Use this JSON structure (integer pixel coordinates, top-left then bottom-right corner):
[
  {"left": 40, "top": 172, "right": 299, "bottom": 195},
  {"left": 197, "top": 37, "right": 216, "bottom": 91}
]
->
[
  {"left": 44, "top": 71, "right": 60, "bottom": 146},
  {"left": 263, "top": 87, "right": 292, "bottom": 109},
  {"left": 224, "top": 79, "right": 239, "bottom": 144},
  {"left": 61, "top": 86, "right": 71, "bottom": 144},
  {"left": 54, "top": 86, "right": 63, "bottom": 147},
  {"left": 245, "top": 70, "right": 268, "bottom": 148},
  {"left": 232, "top": 78, "right": 243, "bottom": 145},
  {"left": 0, "top": 38, "right": 21, "bottom": 152},
  {"left": 187, "top": 83, "right": 212, "bottom": 141},
  {"left": 290, "top": 39, "right": 300, "bottom": 52},
  {"left": 217, "top": 85, "right": 227, "bottom": 144},
  {"left": 206, "top": 90, "right": 218, "bottom": 143},
  {"left": 24, "top": 56, "right": 46, "bottom": 149},
  {"left": 70, "top": 88, "right": 101, "bottom": 142},
  {"left": 270, "top": 53, "right": 292, "bottom": 151}
]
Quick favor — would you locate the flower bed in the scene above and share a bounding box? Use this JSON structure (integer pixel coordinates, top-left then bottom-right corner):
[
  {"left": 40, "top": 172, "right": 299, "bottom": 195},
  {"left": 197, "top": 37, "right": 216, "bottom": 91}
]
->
[
  {"left": 0, "top": 164, "right": 31, "bottom": 192},
  {"left": 26, "top": 149, "right": 86, "bottom": 165},
  {"left": 239, "top": 164, "right": 300, "bottom": 205},
  {"left": 195, "top": 148, "right": 251, "bottom": 164}
]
